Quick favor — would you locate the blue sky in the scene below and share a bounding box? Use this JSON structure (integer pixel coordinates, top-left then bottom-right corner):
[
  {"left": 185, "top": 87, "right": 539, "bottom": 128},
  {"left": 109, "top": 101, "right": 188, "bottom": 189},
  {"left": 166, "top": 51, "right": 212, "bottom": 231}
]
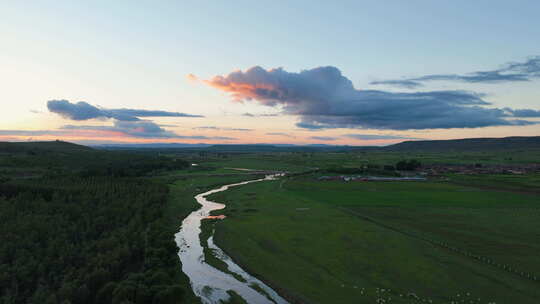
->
[{"left": 1, "top": 1, "right": 539, "bottom": 145}]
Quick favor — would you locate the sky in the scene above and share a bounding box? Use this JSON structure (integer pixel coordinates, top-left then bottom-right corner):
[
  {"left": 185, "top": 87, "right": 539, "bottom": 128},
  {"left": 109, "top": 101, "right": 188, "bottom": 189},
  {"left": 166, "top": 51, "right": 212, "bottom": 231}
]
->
[{"left": 1, "top": 0, "right": 539, "bottom": 146}]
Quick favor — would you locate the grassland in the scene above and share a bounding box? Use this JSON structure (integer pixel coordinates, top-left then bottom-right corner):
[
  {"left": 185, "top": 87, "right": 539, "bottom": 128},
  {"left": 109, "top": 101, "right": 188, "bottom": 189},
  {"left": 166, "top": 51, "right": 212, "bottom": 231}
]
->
[
  {"left": 207, "top": 174, "right": 540, "bottom": 303},
  {"left": 446, "top": 173, "right": 540, "bottom": 193},
  {"left": 182, "top": 149, "right": 540, "bottom": 175}
]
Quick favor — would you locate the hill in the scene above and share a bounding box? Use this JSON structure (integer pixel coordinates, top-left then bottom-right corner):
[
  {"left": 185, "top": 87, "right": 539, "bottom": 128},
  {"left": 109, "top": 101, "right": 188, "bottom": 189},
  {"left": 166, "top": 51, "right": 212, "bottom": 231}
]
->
[
  {"left": 99, "top": 143, "right": 370, "bottom": 153},
  {"left": 385, "top": 136, "right": 540, "bottom": 152},
  {"left": 0, "top": 140, "right": 189, "bottom": 178},
  {"left": 0, "top": 140, "right": 93, "bottom": 153}
]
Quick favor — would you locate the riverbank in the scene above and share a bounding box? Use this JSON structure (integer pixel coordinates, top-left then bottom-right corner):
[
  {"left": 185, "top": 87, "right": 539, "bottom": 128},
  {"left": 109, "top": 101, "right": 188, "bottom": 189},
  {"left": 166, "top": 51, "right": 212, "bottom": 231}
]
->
[
  {"left": 165, "top": 175, "right": 263, "bottom": 303},
  {"left": 174, "top": 174, "right": 289, "bottom": 304}
]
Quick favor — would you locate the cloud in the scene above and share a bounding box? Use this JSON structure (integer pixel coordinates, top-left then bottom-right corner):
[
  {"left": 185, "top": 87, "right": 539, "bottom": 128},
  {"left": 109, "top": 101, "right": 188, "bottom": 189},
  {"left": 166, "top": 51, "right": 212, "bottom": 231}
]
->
[
  {"left": 295, "top": 122, "right": 327, "bottom": 130},
  {"left": 186, "top": 73, "right": 198, "bottom": 82},
  {"left": 369, "top": 79, "right": 425, "bottom": 89},
  {"left": 504, "top": 108, "right": 540, "bottom": 118},
  {"left": 44, "top": 99, "right": 216, "bottom": 140},
  {"left": 47, "top": 99, "right": 203, "bottom": 121},
  {"left": 48, "top": 100, "right": 103, "bottom": 121},
  {"left": 266, "top": 132, "right": 295, "bottom": 138},
  {"left": 108, "top": 108, "right": 203, "bottom": 119},
  {"left": 370, "top": 56, "right": 540, "bottom": 88},
  {"left": 202, "top": 66, "right": 538, "bottom": 130},
  {"left": 310, "top": 136, "right": 337, "bottom": 141},
  {"left": 61, "top": 121, "right": 235, "bottom": 140},
  {"left": 242, "top": 112, "right": 279, "bottom": 117},
  {"left": 0, "top": 126, "right": 236, "bottom": 141},
  {"left": 0, "top": 130, "right": 69, "bottom": 136},
  {"left": 61, "top": 121, "right": 176, "bottom": 138},
  {"left": 193, "top": 126, "right": 253, "bottom": 131},
  {"left": 343, "top": 134, "right": 422, "bottom": 140}
]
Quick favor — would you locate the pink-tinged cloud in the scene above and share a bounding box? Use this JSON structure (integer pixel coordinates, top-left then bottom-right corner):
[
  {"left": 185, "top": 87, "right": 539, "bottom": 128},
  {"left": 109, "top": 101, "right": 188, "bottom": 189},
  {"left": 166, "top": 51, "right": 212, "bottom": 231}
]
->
[
  {"left": 201, "top": 66, "right": 539, "bottom": 130},
  {"left": 204, "top": 67, "right": 293, "bottom": 105},
  {"left": 186, "top": 73, "right": 199, "bottom": 82}
]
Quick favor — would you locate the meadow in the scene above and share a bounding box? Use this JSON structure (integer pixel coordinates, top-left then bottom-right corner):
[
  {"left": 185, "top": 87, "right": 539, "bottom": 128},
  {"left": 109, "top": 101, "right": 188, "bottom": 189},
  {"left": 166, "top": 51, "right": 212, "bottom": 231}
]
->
[{"left": 206, "top": 172, "right": 540, "bottom": 303}]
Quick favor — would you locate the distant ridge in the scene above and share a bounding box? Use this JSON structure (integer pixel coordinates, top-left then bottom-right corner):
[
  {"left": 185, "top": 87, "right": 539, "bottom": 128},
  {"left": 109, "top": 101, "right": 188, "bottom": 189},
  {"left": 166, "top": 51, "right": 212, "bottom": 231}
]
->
[
  {"left": 385, "top": 136, "right": 540, "bottom": 152},
  {"left": 0, "top": 140, "right": 93, "bottom": 153},
  {"left": 187, "top": 144, "right": 358, "bottom": 152},
  {"left": 95, "top": 143, "right": 211, "bottom": 149},
  {"left": 5, "top": 136, "right": 538, "bottom": 153},
  {"left": 96, "top": 136, "right": 540, "bottom": 152}
]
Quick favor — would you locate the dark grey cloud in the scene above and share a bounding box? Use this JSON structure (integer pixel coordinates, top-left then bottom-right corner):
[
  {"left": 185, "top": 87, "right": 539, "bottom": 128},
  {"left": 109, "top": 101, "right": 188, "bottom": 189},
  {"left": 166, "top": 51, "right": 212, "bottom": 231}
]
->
[
  {"left": 370, "top": 56, "right": 540, "bottom": 88},
  {"left": 310, "top": 136, "right": 337, "bottom": 141},
  {"left": 45, "top": 99, "right": 214, "bottom": 140},
  {"left": 107, "top": 108, "right": 203, "bottom": 119},
  {"left": 369, "top": 79, "right": 425, "bottom": 89},
  {"left": 295, "top": 122, "right": 327, "bottom": 130},
  {"left": 48, "top": 100, "right": 104, "bottom": 120},
  {"left": 47, "top": 99, "right": 202, "bottom": 121},
  {"left": 343, "top": 134, "right": 421, "bottom": 140},
  {"left": 193, "top": 126, "right": 253, "bottom": 131},
  {"left": 504, "top": 108, "right": 540, "bottom": 118},
  {"left": 205, "top": 66, "right": 538, "bottom": 130}
]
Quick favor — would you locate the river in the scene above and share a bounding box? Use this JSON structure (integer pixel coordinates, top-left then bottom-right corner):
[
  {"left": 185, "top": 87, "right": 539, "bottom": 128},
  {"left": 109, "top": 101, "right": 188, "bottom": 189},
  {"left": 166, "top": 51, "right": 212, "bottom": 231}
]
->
[{"left": 174, "top": 174, "right": 289, "bottom": 304}]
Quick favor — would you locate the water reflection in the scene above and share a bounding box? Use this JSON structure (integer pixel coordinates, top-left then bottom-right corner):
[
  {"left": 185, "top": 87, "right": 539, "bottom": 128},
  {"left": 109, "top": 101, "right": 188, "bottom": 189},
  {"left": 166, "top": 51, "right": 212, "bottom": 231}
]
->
[{"left": 174, "top": 174, "right": 288, "bottom": 304}]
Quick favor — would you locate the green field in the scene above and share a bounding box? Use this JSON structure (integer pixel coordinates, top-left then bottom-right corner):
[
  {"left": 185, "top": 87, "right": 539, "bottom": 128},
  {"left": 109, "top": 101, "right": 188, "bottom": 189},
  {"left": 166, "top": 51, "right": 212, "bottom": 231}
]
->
[
  {"left": 190, "top": 149, "right": 540, "bottom": 168},
  {"left": 207, "top": 174, "right": 540, "bottom": 303}
]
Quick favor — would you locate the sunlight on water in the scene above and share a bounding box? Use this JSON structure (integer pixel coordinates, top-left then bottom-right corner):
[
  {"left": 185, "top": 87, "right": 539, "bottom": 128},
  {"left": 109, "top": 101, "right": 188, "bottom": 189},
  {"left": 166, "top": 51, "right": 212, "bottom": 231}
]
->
[{"left": 174, "top": 174, "right": 288, "bottom": 304}]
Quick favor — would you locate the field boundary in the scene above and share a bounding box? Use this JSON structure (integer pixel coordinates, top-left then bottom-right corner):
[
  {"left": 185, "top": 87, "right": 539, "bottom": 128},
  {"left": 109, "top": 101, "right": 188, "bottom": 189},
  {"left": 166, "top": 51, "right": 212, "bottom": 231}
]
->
[{"left": 338, "top": 207, "right": 540, "bottom": 283}]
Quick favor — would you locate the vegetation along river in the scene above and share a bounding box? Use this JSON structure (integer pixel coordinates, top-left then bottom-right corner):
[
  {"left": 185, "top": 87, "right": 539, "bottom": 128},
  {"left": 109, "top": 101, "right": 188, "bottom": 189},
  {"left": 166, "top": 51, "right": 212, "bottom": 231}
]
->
[{"left": 174, "top": 174, "right": 288, "bottom": 304}]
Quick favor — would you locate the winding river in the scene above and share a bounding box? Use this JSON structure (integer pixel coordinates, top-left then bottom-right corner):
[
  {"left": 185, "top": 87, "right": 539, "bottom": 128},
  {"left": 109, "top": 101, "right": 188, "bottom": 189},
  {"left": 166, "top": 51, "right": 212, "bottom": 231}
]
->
[{"left": 174, "top": 174, "right": 289, "bottom": 304}]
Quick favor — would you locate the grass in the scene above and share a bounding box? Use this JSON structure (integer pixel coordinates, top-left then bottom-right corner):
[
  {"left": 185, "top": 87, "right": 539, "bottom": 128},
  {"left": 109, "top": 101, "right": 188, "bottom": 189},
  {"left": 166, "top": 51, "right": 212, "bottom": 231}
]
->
[
  {"left": 446, "top": 173, "right": 540, "bottom": 193},
  {"left": 185, "top": 149, "right": 540, "bottom": 173},
  {"left": 200, "top": 219, "right": 247, "bottom": 283},
  {"left": 202, "top": 156, "right": 313, "bottom": 173},
  {"left": 164, "top": 166, "right": 249, "bottom": 176},
  {"left": 207, "top": 175, "right": 540, "bottom": 303},
  {"left": 219, "top": 290, "right": 248, "bottom": 304}
]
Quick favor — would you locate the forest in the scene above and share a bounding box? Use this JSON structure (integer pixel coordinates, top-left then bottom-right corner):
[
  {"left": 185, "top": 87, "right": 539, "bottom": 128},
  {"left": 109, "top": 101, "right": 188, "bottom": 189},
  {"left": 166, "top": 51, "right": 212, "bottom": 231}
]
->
[{"left": 0, "top": 141, "right": 193, "bottom": 304}]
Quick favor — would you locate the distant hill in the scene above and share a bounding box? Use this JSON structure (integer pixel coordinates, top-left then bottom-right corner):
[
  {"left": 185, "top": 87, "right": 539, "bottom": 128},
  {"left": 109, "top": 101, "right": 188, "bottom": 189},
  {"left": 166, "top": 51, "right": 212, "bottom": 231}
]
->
[
  {"left": 177, "top": 144, "right": 369, "bottom": 153},
  {"left": 384, "top": 136, "right": 540, "bottom": 152},
  {"left": 97, "top": 143, "right": 366, "bottom": 152},
  {"left": 0, "top": 140, "right": 189, "bottom": 177},
  {"left": 95, "top": 143, "right": 211, "bottom": 149},
  {"left": 0, "top": 140, "right": 93, "bottom": 153},
  {"left": 9, "top": 136, "right": 539, "bottom": 155},
  {"left": 204, "top": 144, "right": 291, "bottom": 152}
]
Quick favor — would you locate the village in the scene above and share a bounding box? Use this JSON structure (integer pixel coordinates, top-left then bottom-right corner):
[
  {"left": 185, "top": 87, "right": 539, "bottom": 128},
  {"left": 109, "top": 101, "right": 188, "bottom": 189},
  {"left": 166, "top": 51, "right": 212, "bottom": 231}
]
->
[{"left": 317, "top": 162, "right": 540, "bottom": 182}]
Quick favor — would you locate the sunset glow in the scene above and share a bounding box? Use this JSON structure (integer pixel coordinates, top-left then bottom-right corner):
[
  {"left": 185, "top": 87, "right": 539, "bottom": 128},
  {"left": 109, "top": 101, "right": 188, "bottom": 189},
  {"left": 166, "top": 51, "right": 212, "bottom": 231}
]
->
[{"left": 1, "top": 1, "right": 538, "bottom": 146}]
